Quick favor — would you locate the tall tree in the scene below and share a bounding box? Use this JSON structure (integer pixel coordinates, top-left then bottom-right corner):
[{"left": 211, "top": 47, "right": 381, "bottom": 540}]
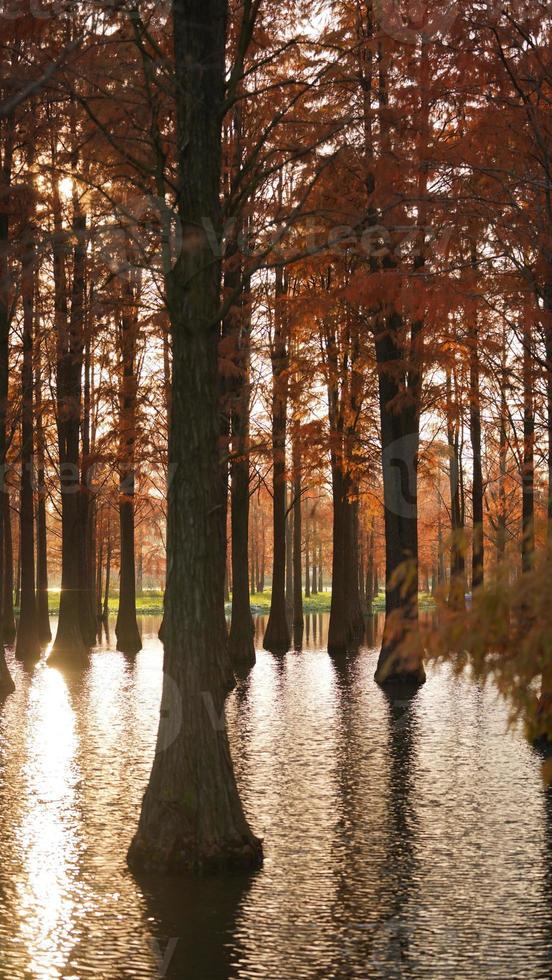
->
[
  {"left": 128, "top": 0, "right": 262, "bottom": 873},
  {"left": 115, "top": 268, "right": 142, "bottom": 655}
]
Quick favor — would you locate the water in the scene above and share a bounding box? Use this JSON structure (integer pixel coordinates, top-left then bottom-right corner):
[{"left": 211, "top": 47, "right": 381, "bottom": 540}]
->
[{"left": 0, "top": 613, "right": 551, "bottom": 978}]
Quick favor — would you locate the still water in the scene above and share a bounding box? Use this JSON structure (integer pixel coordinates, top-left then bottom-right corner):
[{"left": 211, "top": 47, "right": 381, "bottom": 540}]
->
[{"left": 0, "top": 613, "right": 551, "bottom": 978}]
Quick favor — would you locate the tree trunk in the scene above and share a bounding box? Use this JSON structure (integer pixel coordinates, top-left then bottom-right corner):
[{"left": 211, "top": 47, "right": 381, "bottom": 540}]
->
[
  {"left": 3, "top": 494, "right": 15, "bottom": 645},
  {"left": 366, "top": 518, "right": 375, "bottom": 614},
  {"left": 374, "top": 312, "right": 425, "bottom": 687},
  {"left": 311, "top": 512, "right": 318, "bottom": 594},
  {"left": 128, "top": 0, "right": 261, "bottom": 874},
  {"left": 0, "top": 117, "right": 15, "bottom": 695},
  {"left": 103, "top": 530, "right": 111, "bottom": 624},
  {"left": 446, "top": 369, "right": 465, "bottom": 609},
  {"left": 522, "top": 319, "right": 534, "bottom": 573},
  {"left": 469, "top": 317, "right": 484, "bottom": 590},
  {"left": 496, "top": 356, "right": 508, "bottom": 564},
  {"left": 228, "top": 337, "right": 255, "bottom": 669},
  {"left": 328, "top": 465, "right": 348, "bottom": 653},
  {"left": 285, "top": 485, "right": 293, "bottom": 616},
  {"left": 115, "top": 287, "right": 142, "bottom": 656},
  {"left": 263, "top": 266, "right": 290, "bottom": 654},
  {"left": 79, "top": 328, "right": 98, "bottom": 647},
  {"left": 35, "top": 365, "right": 51, "bottom": 643},
  {"left": 49, "top": 184, "right": 88, "bottom": 665},
  {"left": 15, "top": 229, "right": 40, "bottom": 663},
  {"left": 305, "top": 503, "right": 311, "bottom": 598},
  {"left": 258, "top": 507, "right": 265, "bottom": 592},
  {"left": 292, "top": 428, "right": 303, "bottom": 643}
]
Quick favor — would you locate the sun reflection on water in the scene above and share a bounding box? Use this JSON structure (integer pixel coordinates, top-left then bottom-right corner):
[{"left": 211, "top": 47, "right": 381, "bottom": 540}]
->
[{"left": 15, "top": 665, "right": 85, "bottom": 978}]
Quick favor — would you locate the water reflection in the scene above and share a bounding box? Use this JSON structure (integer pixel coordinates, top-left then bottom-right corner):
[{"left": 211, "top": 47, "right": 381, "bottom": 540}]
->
[{"left": 0, "top": 613, "right": 550, "bottom": 977}]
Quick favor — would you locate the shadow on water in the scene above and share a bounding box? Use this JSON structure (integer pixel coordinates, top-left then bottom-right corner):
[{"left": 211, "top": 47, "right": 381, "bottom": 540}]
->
[{"left": 135, "top": 872, "right": 256, "bottom": 980}]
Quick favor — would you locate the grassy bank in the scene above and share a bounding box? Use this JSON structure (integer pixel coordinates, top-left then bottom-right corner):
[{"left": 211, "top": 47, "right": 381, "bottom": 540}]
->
[{"left": 41, "top": 588, "right": 435, "bottom": 617}]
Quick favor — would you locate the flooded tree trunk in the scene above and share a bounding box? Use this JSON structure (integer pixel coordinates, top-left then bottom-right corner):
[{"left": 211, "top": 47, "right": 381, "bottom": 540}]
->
[
  {"left": 446, "top": 369, "right": 465, "bottom": 609},
  {"left": 79, "top": 328, "right": 98, "bottom": 648},
  {"left": 292, "top": 429, "right": 303, "bottom": 640},
  {"left": 263, "top": 267, "right": 290, "bottom": 654},
  {"left": 49, "top": 182, "right": 88, "bottom": 665},
  {"left": 374, "top": 313, "right": 425, "bottom": 687},
  {"left": 103, "top": 530, "right": 111, "bottom": 624},
  {"left": 0, "top": 122, "right": 14, "bottom": 695},
  {"left": 285, "top": 486, "right": 293, "bottom": 616},
  {"left": 115, "top": 284, "right": 142, "bottom": 656},
  {"left": 35, "top": 365, "right": 51, "bottom": 644},
  {"left": 344, "top": 320, "right": 364, "bottom": 643},
  {"left": 325, "top": 321, "right": 348, "bottom": 655},
  {"left": 304, "top": 504, "right": 311, "bottom": 598},
  {"left": 96, "top": 519, "right": 103, "bottom": 629},
  {"left": 325, "top": 316, "right": 363, "bottom": 654},
  {"left": 228, "top": 336, "right": 255, "bottom": 669},
  {"left": 345, "top": 491, "right": 364, "bottom": 643},
  {"left": 15, "top": 229, "right": 40, "bottom": 664},
  {"left": 128, "top": 0, "right": 261, "bottom": 875},
  {"left": 3, "top": 495, "right": 15, "bottom": 645},
  {"left": 469, "top": 316, "right": 484, "bottom": 590}
]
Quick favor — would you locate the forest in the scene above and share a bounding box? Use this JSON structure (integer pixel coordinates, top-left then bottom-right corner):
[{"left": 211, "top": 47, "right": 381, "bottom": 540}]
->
[{"left": 1, "top": 1, "right": 552, "bottom": 978}]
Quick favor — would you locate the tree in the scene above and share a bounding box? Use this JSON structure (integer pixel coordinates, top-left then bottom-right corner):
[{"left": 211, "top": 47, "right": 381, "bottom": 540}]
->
[{"left": 127, "top": 0, "right": 262, "bottom": 874}]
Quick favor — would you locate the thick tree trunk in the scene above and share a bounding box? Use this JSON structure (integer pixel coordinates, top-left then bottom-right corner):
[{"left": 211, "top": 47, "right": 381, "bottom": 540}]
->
[
  {"left": 374, "top": 313, "right": 425, "bottom": 687},
  {"left": 49, "top": 192, "right": 88, "bottom": 665},
  {"left": 0, "top": 123, "right": 14, "bottom": 695},
  {"left": 116, "top": 486, "right": 142, "bottom": 654},
  {"left": 15, "top": 231, "right": 40, "bottom": 663},
  {"left": 3, "top": 494, "right": 15, "bottom": 645},
  {"left": 128, "top": 0, "right": 261, "bottom": 875}
]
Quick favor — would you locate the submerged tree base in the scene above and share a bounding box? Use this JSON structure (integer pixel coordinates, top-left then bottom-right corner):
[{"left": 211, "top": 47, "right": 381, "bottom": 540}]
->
[
  {"left": 0, "top": 659, "right": 15, "bottom": 697},
  {"left": 127, "top": 825, "right": 263, "bottom": 876},
  {"left": 374, "top": 628, "right": 426, "bottom": 691},
  {"left": 14, "top": 624, "right": 42, "bottom": 665},
  {"left": 48, "top": 633, "right": 90, "bottom": 668},
  {"left": 115, "top": 627, "right": 142, "bottom": 657},
  {"left": 375, "top": 665, "right": 426, "bottom": 698}
]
